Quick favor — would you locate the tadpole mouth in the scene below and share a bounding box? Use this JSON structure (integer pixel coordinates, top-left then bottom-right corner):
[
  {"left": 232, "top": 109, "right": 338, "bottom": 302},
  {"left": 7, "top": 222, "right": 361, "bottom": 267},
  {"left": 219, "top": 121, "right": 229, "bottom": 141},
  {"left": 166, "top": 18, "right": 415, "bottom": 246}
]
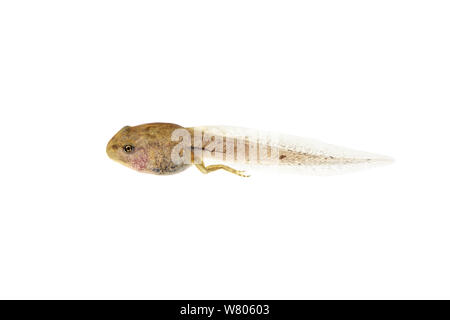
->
[{"left": 106, "top": 138, "right": 115, "bottom": 159}]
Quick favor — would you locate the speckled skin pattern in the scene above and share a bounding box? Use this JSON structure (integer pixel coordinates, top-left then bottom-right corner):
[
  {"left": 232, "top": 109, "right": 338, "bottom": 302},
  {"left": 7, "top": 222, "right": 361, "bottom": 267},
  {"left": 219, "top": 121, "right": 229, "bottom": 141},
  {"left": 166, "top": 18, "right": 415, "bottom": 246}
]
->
[{"left": 106, "top": 123, "right": 190, "bottom": 175}]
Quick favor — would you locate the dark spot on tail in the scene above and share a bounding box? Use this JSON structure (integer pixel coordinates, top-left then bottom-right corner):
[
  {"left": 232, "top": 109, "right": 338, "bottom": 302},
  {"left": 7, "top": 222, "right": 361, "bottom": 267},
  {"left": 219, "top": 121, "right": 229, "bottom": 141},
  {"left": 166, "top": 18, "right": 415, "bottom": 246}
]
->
[{"left": 279, "top": 155, "right": 287, "bottom": 160}]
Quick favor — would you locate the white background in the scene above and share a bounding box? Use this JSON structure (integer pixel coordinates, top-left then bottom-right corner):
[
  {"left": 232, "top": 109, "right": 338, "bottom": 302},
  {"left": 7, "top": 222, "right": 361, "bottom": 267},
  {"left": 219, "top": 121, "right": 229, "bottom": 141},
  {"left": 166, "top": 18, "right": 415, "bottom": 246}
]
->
[{"left": 0, "top": 1, "right": 449, "bottom": 299}]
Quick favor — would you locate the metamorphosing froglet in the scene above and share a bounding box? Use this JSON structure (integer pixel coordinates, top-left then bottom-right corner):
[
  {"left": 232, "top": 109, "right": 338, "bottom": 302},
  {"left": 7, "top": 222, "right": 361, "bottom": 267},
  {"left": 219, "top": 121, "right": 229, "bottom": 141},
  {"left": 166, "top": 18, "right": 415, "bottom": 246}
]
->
[{"left": 106, "top": 123, "right": 393, "bottom": 177}]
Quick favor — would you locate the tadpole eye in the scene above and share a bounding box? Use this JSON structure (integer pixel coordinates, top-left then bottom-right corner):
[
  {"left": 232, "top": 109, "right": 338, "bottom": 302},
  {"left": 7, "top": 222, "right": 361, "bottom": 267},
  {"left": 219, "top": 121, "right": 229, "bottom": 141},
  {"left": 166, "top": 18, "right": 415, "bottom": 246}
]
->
[{"left": 123, "top": 145, "right": 134, "bottom": 153}]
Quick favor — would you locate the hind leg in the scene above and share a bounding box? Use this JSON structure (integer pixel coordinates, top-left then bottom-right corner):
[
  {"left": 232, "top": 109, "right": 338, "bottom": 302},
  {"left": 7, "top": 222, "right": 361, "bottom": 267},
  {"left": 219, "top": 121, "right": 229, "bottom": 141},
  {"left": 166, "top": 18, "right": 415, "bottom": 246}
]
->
[{"left": 195, "top": 161, "right": 249, "bottom": 177}]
